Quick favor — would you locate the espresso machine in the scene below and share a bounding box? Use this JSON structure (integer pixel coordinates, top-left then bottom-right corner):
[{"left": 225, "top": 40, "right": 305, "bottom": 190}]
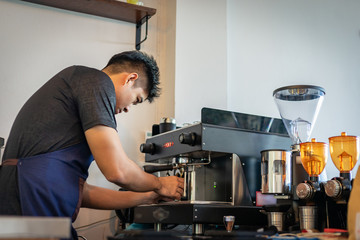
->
[
  {"left": 270, "top": 85, "right": 326, "bottom": 230},
  {"left": 132, "top": 108, "right": 292, "bottom": 234},
  {"left": 324, "top": 132, "right": 359, "bottom": 229}
]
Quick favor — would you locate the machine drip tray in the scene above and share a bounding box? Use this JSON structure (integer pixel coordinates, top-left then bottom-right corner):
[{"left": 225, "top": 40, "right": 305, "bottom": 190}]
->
[
  {"left": 133, "top": 204, "right": 266, "bottom": 226},
  {"left": 108, "top": 229, "right": 273, "bottom": 240}
]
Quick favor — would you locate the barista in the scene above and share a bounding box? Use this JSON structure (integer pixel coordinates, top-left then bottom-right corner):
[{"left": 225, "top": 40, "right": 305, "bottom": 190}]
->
[{"left": 0, "top": 51, "right": 184, "bottom": 239}]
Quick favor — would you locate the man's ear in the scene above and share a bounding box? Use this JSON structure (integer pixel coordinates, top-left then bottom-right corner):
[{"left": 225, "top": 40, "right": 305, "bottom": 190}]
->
[{"left": 125, "top": 73, "right": 139, "bottom": 85}]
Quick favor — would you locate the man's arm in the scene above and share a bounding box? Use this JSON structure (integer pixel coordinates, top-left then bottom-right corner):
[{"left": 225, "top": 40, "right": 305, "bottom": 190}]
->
[
  {"left": 85, "top": 125, "right": 183, "bottom": 199},
  {"left": 81, "top": 182, "right": 159, "bottom": 209}
]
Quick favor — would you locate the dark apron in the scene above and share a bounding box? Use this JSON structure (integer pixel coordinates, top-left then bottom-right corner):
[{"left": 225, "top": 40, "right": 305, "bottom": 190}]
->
[{"left": 3, "top": 142, "right": 94, "bottom": 239}]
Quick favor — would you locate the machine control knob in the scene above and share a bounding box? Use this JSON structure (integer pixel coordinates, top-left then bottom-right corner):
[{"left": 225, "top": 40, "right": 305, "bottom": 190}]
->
[
  {"left": 140, "top": 143, "right": 156, "bottom": 155},
  {"left": 324, "top": 179, "right": 342, "bottom": 198},
  {"left": 296, "top": 182, "right": 313, "bottom": 200},
  {"left": 179, "top": 132, "right": 197, "bottom": 146}
]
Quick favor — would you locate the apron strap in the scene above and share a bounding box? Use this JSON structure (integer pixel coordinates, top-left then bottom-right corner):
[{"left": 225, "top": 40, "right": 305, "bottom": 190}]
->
[
  {"left": 72, "top": 178, "right": 85, "bottom": 221},
  {"left": 2, "top": 159, "right": 18, "bottom": 166}
]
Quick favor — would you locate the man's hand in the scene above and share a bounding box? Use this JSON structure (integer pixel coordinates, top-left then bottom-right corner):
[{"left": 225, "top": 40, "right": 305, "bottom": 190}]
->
[
  {"left": 155, "top": 176, "right": 184, "bottom": 200},
  {"left": 82, "top": 182, "right": 174, "bottom": 209}
]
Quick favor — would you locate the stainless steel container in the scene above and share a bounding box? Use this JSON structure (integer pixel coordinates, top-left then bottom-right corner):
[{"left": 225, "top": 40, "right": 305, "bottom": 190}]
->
[
  {"left": 267, "top": 212, "right": 285, "bottom": 231},
  {"left": 261, "top": 149, "right": 291, "bottom": 194},
  {"left": 299, "top": 206, "right": 318, "bottom": 230}
]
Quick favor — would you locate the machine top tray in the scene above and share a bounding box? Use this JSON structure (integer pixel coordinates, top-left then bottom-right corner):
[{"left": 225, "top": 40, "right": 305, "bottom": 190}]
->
[{"left": 201, "top": 108, "right": 288, "bottom": 136}]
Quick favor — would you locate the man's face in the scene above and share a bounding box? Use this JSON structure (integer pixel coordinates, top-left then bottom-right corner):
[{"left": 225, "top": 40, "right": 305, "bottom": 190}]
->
[{"left": 114, "top": 75, "right": 149, "bottom": 114}]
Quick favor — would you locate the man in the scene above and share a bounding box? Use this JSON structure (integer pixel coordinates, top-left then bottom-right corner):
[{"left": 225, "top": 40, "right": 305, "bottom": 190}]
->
[{"left": 0, "top": 51, "right": 184, "bottom": 239}]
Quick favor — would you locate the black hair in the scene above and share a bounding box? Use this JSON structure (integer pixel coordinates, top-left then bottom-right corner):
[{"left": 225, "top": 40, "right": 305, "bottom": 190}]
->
[{"left": 104, "top": 51, "right": 160, "bottom": 103}]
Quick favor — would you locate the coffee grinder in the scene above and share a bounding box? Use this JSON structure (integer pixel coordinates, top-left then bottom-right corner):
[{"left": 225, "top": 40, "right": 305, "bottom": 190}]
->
[
  {"left": 296, "top": 138, "right": 328, "bottom": 231},
  {"left": 272, "top": 85, "right": 326, "bottom": 229},
  {"left": 324, "top": 132, "right": 359, "bottom": 229}
]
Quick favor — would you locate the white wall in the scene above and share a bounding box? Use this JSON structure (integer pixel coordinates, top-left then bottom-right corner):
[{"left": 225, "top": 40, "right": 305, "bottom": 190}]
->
[
  {"left": 175, "top": 0, "right": 360, "bottom": 179},
  {"left": 0, "top": 0, "right": 175, "bottom": 239},
  {"left": 227, "top": 0, "right": 360, "bottom": 178},
  {"left": 175, "top": 0, "right": 228, "bottom": 125}
]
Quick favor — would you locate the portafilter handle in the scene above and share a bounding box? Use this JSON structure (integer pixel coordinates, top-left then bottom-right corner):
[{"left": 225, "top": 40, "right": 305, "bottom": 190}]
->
[{"left": 143, "top": 164, "right": 175, "bottom": 173}]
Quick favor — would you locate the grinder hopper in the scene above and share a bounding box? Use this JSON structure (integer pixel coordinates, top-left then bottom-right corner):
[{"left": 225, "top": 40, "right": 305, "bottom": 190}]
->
[{"left": 273, "top": 85, "right": 325, "bottom": 145}]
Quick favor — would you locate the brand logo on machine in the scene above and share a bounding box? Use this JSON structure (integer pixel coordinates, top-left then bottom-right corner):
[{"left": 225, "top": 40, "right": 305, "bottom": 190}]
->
[{"left": 163, "top": 142, "right": 174, "bottom": 148}]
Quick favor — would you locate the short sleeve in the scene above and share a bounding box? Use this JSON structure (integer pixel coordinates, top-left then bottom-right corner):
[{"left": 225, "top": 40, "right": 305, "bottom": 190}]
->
[{"left": 70, "top": 68, "right": 117, "bottom": 131}]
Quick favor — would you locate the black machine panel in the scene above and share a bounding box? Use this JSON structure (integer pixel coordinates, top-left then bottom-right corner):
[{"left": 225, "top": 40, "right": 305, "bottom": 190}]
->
[
  {"left": 133, "top": 204, "right": 267, "bottom": 226},
  {"left": 142, "top": 123, "right": 291, "bottom": 162}
]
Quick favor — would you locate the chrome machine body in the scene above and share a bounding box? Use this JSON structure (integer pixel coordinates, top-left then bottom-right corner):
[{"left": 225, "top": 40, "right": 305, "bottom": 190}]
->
[{"left": 133, "top": 108, "right": 292, "bottom": 233}]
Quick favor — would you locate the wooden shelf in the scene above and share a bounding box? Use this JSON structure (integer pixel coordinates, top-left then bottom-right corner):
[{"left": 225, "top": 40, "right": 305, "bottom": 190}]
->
[{"left": 21, "top": 0, "right": 157, "bottom": 49}]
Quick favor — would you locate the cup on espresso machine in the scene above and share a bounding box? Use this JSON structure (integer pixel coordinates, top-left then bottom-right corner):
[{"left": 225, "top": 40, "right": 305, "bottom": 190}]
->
[
  {"left": 159, "top": 117, "right": 176, "bottom": 134},
  {"left": 151, "top": 117, "right": 176, "bottom": 136}
]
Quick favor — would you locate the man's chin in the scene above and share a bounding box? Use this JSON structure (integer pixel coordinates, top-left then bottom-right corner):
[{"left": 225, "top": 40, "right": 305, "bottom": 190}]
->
[{"left": 115, "top": 109, "right": 128, "bottom": 114}]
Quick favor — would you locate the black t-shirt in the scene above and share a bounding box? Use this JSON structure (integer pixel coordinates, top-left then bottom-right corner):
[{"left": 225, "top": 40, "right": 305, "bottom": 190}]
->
[{"left": 3, "top": 65, "right": 117, "bottom": 160}]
